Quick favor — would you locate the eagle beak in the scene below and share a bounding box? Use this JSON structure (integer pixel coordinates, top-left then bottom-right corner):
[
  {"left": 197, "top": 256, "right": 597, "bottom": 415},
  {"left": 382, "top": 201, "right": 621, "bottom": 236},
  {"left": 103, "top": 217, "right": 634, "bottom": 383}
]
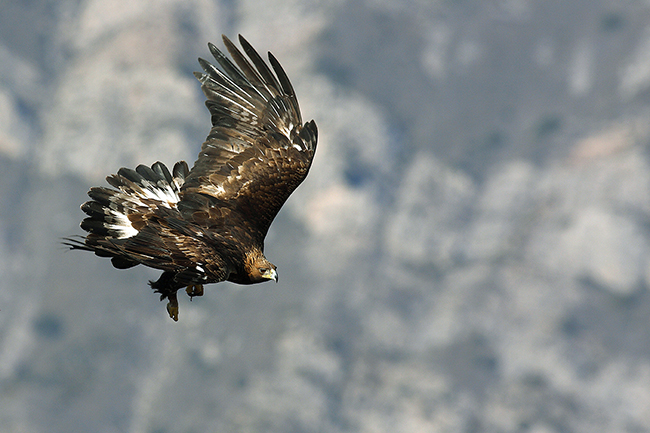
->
[
  {"left": 271, "top": 268, "right": 278, "bottom": 283},
  {"left": 263, "top": 268, "right": 278, "bottom": 283}
]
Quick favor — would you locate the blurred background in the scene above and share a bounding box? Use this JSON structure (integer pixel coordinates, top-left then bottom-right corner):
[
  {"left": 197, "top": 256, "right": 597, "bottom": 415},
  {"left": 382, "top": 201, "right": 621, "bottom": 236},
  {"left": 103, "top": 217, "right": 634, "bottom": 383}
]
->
[{"left": 2, "top": 0, "right": 650, "bottom": 431}]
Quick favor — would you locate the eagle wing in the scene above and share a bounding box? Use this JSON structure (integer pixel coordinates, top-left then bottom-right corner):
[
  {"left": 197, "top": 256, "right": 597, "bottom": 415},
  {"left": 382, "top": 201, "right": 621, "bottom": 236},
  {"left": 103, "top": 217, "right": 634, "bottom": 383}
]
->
[
  {"left": 179, "top": 35, "right": 318, "bottom": 242},
  {"left": 68, "top": 160, "right": 231, "bottom": 283}
]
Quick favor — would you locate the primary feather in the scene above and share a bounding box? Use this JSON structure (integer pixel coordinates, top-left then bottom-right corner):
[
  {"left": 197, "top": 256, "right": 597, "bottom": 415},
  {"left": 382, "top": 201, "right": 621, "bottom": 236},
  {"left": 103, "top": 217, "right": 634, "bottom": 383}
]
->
[{"left": 65, "top": 35, "right": 317, "bottom": 321}]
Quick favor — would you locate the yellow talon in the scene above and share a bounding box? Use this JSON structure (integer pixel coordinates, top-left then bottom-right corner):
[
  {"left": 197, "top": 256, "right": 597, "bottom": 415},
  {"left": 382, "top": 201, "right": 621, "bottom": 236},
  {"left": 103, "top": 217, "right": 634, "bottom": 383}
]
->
[{"left": 166, "top": 292, "right": 179, "bottom": 321}]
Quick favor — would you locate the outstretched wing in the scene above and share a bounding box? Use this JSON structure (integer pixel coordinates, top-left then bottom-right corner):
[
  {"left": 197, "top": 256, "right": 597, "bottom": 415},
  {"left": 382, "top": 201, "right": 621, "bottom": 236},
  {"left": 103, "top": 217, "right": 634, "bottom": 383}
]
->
[
  {"left": 65, "top": 161, "right": 230, "bottom": 284},
  {"left": 180, "top": 35, "right": 317, "bottom": 242}
]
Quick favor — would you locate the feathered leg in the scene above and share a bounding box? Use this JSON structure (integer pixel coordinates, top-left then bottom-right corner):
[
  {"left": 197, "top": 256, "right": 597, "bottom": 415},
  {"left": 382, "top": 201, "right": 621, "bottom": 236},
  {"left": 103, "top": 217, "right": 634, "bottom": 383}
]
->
[
  {"left": 149, "top": 271, "right": 183, "bottom": 321},
  {"left": 186, "top": 284, "right": 204, "bottom": 298}
]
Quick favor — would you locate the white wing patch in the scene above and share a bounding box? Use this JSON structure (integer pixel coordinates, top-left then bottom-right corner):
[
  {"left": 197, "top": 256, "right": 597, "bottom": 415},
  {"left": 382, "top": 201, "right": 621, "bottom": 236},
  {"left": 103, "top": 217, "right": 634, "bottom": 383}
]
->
[
  {"left": 136, "top": 180, "right": 181, "bottom": 208},
  {"left": 107, "top": 212, "right": 139, "bottom": 239},
  {"left": 95, "top": 172, "right": 183, "bottom": 239}
]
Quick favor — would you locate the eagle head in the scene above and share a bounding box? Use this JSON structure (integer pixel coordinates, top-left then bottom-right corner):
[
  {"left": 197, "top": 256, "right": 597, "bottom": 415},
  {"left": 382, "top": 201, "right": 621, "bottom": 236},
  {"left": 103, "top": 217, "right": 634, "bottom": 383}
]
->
[
  {"left": 244, "top": 248, "right": 278, "bottom": 283},
  {"left": 259, "top": 265, "right": 278, "bottom": 283}
]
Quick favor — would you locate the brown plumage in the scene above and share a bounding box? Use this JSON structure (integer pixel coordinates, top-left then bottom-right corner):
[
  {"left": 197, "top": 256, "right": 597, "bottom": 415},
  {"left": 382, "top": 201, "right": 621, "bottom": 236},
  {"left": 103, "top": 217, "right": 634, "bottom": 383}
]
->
[{"left": 65, "top": 35, "right": 317, "bottom": 321}]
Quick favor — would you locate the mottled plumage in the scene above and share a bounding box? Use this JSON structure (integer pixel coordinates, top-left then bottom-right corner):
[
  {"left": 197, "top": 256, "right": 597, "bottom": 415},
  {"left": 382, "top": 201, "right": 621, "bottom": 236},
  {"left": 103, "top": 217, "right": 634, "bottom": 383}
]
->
[{"left": 65, "top": 35, "right": 317, "bottom": 321}]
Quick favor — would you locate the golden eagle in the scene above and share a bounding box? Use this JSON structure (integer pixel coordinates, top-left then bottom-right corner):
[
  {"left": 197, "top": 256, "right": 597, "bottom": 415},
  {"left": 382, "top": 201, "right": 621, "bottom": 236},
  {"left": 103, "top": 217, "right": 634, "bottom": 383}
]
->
[{"left": 66, "top": 35, "right": 317, "bottom": 321}]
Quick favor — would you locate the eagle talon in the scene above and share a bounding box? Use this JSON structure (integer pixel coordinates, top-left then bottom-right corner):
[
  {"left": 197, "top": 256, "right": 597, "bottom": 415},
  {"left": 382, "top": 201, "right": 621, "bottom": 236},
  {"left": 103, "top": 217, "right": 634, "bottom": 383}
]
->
[
  {"left": 166, "top": 292, "right": 179, "bottom": 322},
  {"left": 186, "top": 284, "right": 204, "bottom": 299}
]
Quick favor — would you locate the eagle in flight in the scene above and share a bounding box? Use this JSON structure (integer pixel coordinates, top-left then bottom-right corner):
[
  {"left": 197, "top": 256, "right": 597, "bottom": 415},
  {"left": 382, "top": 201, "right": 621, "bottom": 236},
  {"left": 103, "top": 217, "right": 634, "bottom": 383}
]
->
[{"left": 66, "top": 35, "right": 318, "bottom": 321}]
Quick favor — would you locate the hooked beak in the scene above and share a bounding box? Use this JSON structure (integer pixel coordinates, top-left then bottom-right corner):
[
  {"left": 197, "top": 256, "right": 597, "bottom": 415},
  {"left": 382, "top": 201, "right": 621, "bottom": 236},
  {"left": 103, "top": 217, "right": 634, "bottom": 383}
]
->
[{"left": 263, "top": 268, "right": 278, "bottom": 283}]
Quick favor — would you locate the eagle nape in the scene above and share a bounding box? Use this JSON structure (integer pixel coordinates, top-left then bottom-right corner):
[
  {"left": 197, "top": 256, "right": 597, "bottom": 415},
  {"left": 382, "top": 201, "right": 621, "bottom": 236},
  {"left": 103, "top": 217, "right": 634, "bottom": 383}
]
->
[{"left": 65, "top": 34, "right": 317, "bottom": 321}]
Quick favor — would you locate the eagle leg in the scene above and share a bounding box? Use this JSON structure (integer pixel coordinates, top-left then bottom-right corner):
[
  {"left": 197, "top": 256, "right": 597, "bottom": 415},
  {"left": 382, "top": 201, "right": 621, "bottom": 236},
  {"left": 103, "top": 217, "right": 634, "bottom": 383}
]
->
[
  {"left": 186, "top": 284, "right": 204, "bottom": 299},
  {"left": 166, "top": 292, "right": 179, "bottom": 322},
  {"left": 149, "top": 271, "right": 182, "bottom": 321}
]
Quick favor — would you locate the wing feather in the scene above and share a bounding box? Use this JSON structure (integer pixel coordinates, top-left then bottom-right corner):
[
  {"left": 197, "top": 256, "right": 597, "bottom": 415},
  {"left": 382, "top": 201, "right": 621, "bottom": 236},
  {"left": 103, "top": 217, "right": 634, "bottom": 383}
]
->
[
  {"left": 234, "top": 35, "right": 282, "bottom": 98},
  {"left": 181, "top": 35, "right": 317, "bottom": 240},
  {"left": 206, "top": 42, "right": 257, "bottom": 97}
]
